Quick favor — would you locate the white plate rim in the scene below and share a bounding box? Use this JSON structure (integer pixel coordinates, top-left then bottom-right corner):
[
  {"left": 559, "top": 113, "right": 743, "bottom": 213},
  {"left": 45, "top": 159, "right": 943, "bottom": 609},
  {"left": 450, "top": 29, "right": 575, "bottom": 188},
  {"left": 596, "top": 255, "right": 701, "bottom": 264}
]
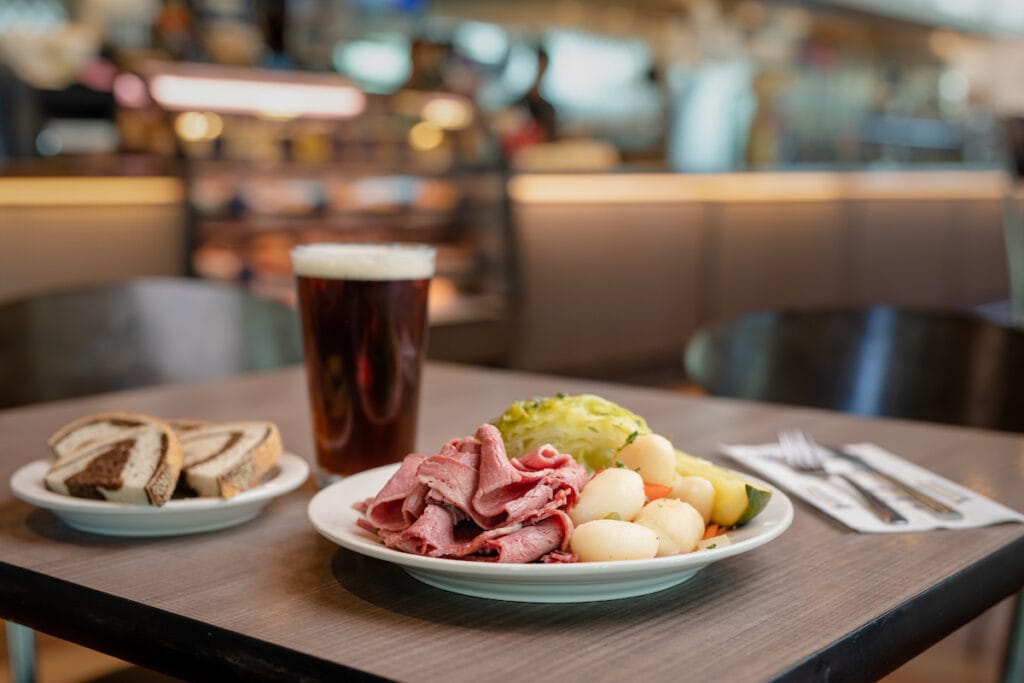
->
[
  {"left": 10, "top": 452, "right": 310, "bottom": 514},
  {"left": 308, "top": 462, "right": 793, "bottom": 581}
]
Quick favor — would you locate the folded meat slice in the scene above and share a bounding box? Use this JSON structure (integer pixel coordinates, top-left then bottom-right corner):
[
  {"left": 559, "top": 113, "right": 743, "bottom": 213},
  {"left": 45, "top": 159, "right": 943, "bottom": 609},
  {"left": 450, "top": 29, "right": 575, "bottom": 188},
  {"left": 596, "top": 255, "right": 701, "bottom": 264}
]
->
[
  {"left": 417, "top": 448, "right": 480, "bottom": 518},
  {"left": 515, "top": 445, "right": 591, "bottom": 494},
  {"left": 438, "top": 436, "right": 482, "bottom": 464},
  {"left": 379, "top": 503, "right": 460, "bottom": 556},
  {"left": 471, "top": 425, "right": 533, "bottom": 525},
  {"left": 364, "top": 454, "right": 427, "bottom": 531},
  {"left": 477, "top": 513, "right": 572, "bottom": 563}
]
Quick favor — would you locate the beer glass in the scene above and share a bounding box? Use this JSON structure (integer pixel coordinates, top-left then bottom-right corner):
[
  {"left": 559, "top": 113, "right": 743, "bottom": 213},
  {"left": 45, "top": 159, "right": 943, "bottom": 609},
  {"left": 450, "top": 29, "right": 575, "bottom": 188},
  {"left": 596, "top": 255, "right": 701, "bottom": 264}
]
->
[{"left": 291, "top": 243, "right": 435, "bottom": 480}]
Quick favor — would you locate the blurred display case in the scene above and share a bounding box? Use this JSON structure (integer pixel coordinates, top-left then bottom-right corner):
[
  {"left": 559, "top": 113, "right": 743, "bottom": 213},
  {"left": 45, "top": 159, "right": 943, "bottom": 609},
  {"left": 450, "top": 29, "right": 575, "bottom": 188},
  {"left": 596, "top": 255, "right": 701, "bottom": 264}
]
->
[
  {"left": 141, "top": 64, "right": 512, "bottom": 364},
  {"left": 188, "top": 162, "right": 488, "bottom": 282},
  {"left": 184, "top": 156, "right": 511, "bottom": 363}
]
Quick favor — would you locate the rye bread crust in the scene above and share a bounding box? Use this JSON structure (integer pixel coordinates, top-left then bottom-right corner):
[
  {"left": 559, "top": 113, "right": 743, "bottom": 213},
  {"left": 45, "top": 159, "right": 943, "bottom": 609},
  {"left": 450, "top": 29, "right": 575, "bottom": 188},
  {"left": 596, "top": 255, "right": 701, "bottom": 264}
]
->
[
  {"left": 181, "top": 422, "right": 283, "bottom": 498},
  {"left": 47, "top": 411, "right": 163, "bottom": 460},
  {"left": 166, "top": 418, "right": 214, "bottom": 433},
  {"left": 219, "top": 423, "right": 283, "bottom": 497},
  {"left": 146, "top": 431, "right": 184, "bottom": 506}
]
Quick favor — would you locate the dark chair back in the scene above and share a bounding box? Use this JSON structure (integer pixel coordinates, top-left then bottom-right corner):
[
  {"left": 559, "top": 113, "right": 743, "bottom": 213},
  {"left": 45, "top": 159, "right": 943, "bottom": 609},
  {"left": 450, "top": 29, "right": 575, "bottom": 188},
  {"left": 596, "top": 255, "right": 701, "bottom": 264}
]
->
[
  {"left": 1005, "top": 117, "right": 1024, "bottom": 182},
  {"left": 0, "top": 278, "right": 303, "bottom": 408},
  {"left": 684, "top": 306, "right": 1024, "bottom": 432}
]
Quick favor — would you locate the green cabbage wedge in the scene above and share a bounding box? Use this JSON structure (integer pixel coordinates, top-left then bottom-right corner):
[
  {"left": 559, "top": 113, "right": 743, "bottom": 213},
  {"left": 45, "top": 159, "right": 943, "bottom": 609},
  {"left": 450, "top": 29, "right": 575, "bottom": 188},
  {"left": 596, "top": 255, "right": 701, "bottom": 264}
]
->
[{"left": 493, "top": 394, "right": 650, "bottom": 471}]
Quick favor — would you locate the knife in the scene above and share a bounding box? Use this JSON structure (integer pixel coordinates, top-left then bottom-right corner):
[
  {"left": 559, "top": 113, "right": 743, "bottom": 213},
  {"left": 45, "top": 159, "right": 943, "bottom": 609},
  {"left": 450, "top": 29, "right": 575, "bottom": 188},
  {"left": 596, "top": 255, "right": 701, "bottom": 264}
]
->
[{"left": 827, "top": 446, "right": 963, "bottom": 521}]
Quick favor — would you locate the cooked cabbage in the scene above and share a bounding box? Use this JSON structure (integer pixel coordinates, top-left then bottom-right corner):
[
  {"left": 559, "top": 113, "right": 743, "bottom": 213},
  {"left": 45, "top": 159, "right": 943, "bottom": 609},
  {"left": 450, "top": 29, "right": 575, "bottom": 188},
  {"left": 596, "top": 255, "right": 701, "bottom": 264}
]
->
[{"left": 492, "top": 393, "right": 650, "bottom": 471}]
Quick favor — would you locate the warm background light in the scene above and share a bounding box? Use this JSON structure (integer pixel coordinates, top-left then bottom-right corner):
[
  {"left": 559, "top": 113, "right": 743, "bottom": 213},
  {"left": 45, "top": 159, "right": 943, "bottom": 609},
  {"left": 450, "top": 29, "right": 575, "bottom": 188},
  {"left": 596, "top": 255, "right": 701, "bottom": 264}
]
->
[
  {"left": 420, "top": 96, "right": 473, "bottom": 130},
  {"left": 409, "top": 121, "right": 444, "bottom": 151},
  {"left": 147, "top": 64, "right": 365, "bottom": 120},
  {"left": 174, "top": 112, "right": 223, "bottom": 142}
]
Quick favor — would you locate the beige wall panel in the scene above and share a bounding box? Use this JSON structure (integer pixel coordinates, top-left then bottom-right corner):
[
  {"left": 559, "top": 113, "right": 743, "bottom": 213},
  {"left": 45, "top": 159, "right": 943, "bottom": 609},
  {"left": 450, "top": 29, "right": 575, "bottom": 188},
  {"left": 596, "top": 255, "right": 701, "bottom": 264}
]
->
[
  {"left": 849, "top": 200, "right": 958, "bottom": 308},
  {"left": 708, "top": 201, "right": 847, "bottom": 319},
  {"left": 0, "top": 204, "right": 186, "bottom": 303},
  {"left": 954, "top": 200, "right": 1010, "bottom": 307},
  {"left": 512, "top": 202, "right": 704, "bottom": 374}
]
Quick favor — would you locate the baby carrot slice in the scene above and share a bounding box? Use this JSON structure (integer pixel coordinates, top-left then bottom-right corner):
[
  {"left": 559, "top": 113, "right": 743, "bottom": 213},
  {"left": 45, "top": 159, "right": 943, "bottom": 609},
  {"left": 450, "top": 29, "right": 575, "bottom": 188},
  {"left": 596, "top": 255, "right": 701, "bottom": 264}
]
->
[
  {"left": 702, "top": 523, "right": 723, "bottom": 540},
  {"left": 644, "top": 482, "right": 672, "bottom": 501}
]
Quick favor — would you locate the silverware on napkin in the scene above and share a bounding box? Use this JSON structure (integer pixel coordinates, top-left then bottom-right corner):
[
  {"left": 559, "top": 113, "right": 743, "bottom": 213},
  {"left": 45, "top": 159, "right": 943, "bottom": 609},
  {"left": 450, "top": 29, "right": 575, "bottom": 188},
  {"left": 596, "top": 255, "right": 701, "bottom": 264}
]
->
[
  {"left": 826, "top": 446, "right": 963, "bottom": 521},
  {"left": 777, "top": 429, "right": 908, "bottom": 525}
]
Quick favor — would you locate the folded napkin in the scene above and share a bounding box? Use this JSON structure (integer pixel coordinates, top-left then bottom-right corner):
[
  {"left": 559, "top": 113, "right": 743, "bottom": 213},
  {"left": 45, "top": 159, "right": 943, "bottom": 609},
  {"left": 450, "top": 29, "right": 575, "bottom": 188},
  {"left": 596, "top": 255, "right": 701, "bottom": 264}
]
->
[{"left": 720, "top": 442, "right": 1024, "bottom": 533}]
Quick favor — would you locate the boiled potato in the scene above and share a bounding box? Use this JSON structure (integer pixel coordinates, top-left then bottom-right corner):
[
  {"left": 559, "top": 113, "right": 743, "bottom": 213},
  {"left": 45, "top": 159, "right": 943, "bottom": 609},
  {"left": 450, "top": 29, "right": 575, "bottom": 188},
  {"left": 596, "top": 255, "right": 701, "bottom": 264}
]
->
[
  {"left": 670, "top": 476, "right": 715, "bottom": 524},
  {"left": 569, "top": 468, "right": 645, "bottom": 526},
  {"left": 616, "top": 434, "right": 676, "bottom": 486},
  {"left": 634, "top": 499, "right": 705, "bottom": 557},
  {"left": 571, "top": 519, "right": 659, "bottom": 562}
]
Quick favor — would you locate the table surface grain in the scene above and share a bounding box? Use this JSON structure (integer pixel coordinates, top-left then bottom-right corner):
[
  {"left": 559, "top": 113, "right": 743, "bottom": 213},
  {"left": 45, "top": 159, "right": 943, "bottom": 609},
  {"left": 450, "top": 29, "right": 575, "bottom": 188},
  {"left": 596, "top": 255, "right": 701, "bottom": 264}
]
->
[{"left": 2, "top": 363, "right": 1023, "bottom": 683}]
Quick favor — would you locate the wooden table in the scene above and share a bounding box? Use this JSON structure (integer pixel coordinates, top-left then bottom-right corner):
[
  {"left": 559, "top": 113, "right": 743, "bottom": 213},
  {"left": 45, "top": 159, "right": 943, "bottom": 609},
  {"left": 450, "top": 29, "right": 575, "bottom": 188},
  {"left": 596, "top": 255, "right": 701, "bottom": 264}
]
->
[{"left": 1, "top": 363, "right": 1023, "bottom": 682}]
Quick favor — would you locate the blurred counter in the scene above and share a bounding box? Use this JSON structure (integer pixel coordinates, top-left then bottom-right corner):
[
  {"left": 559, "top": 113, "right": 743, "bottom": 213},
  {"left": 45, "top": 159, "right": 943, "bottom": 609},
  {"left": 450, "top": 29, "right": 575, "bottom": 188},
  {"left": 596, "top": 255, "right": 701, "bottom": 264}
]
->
[
  {"left": 509, "top": 169, "right": 1007, "bottom": 203},
  {"left": 0, "top": 176, "right": 182, "bottom": 205},
  {"left": 509, "top": 169, "right": 1014, "bottom": 376}
]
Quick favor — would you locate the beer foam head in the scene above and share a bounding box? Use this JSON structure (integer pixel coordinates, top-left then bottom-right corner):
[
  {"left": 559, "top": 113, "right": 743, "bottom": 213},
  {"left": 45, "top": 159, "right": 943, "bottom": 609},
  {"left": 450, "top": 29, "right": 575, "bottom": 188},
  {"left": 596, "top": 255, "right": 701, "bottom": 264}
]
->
[{"left": 291, "top": 243, "right": 435, "bottom": 281}]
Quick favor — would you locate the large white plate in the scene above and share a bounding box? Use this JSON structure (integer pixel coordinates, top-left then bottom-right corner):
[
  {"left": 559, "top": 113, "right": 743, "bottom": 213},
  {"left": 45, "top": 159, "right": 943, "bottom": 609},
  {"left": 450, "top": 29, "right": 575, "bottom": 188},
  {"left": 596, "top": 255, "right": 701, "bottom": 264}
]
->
[
  {"left": 308, "top": 464, "right": 793, "bottom": 603},
  {"left": 11, "top": 453, "right": 309, "bottom": 537}
]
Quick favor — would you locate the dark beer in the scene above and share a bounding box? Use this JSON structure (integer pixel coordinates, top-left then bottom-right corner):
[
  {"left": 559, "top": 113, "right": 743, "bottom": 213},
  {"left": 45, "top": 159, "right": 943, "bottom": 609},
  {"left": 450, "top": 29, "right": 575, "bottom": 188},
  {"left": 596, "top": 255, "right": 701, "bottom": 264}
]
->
[{"left": 292, "top": 244, "right": 434, "bottom": 477}]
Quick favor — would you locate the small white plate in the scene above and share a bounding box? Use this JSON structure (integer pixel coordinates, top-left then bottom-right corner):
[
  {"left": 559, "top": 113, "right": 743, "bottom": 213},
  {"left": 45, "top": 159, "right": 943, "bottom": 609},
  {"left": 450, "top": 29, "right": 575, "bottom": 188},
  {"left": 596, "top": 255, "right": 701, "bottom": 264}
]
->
[
  {"left": 308, "top": 464, "right": 793, "bottom": 603},
  {"left": 11, "top": 453, "right": 310, "bottom": 537}
]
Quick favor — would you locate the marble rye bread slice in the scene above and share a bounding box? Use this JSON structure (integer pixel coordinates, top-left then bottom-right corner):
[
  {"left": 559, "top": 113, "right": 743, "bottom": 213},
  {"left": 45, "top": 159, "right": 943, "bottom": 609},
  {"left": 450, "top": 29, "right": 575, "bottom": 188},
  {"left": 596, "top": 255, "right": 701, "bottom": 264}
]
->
[
  {"left": 44, "top": 416, "right": 184, "bottom": 507},
  {"left": 174, "top": 421, "right": 283, "bottom": 498},
  {"left": 47, "top": 411, "right": 163, "bottom": 461}
]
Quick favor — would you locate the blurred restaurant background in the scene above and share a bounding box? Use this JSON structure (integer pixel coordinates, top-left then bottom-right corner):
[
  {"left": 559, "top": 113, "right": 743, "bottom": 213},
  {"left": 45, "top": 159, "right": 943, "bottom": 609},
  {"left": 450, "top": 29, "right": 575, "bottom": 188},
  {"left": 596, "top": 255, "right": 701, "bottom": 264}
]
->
[
  {"left": 3, "top": 1, "right": 1024, "bottom": 681},
  {"left": 3, "top": 0, "right": 1024, "bottom": 384}
]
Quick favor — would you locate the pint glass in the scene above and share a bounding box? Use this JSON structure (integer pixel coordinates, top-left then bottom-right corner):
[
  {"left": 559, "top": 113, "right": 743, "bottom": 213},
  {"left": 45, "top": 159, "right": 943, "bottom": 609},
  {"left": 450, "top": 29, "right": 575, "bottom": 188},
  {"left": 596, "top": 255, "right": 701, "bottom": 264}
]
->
[{"left": 291, "top": 243, "right": 435, "bottom": 478}]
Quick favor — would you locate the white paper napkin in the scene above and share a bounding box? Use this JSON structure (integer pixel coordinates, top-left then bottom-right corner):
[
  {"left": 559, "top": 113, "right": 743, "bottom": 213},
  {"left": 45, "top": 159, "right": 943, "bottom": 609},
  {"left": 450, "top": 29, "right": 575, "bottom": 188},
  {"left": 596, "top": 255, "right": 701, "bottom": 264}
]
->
[{"left": 720, "top": 442, "right": 1024, "bottom": 533}]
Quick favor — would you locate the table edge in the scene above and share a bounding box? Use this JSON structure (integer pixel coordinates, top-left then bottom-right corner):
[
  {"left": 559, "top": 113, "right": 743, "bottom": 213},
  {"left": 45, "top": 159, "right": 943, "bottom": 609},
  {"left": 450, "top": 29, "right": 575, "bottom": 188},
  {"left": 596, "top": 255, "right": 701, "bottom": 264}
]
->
[
  {"left": 769, "top": 529, "right": 1024, "bottom": 682},
  {"left": 0, "top": 561, "right": 391, "bottom": 683}
]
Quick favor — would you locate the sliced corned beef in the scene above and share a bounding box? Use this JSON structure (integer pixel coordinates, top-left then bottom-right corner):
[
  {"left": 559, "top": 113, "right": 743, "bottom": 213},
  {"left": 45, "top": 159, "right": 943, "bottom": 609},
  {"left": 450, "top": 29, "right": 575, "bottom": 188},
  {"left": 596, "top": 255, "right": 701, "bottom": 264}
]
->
[
  {"left": 477, "top": 516, "right": 565, "bottom": 563},
  {"left": 542, "top": 550, "right": 578, "bottom": 563},
  {"left": 363, "top": 453, "right": 428, "bottom": 531},
  {"left": 357, "top": 424, "right": 588, "bottom": 563},
  {"left": 514, "top": 444, "right": 590, "bottom": 494},
  {"left": 379, "top": 504, "right": 458, "bottom": 556},
  {"left": 401, "top": 481, "right": 428, "bottom": 521},
  {"left": 417, "top": 453, "right": 480, "bottom": 516},
  {"left": 438, "top": 436, "right": 482, "bottom": 463},
  {"left": 471, "top": 424, "right": 537, "bottom": 526}
]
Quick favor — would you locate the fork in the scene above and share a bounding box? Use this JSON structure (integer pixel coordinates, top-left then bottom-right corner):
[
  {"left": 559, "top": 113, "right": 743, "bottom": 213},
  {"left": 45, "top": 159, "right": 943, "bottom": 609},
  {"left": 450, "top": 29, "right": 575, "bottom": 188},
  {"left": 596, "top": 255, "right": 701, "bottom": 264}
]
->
[{"left": 778, "top": 429, "right": 908, "bottom": 525}]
